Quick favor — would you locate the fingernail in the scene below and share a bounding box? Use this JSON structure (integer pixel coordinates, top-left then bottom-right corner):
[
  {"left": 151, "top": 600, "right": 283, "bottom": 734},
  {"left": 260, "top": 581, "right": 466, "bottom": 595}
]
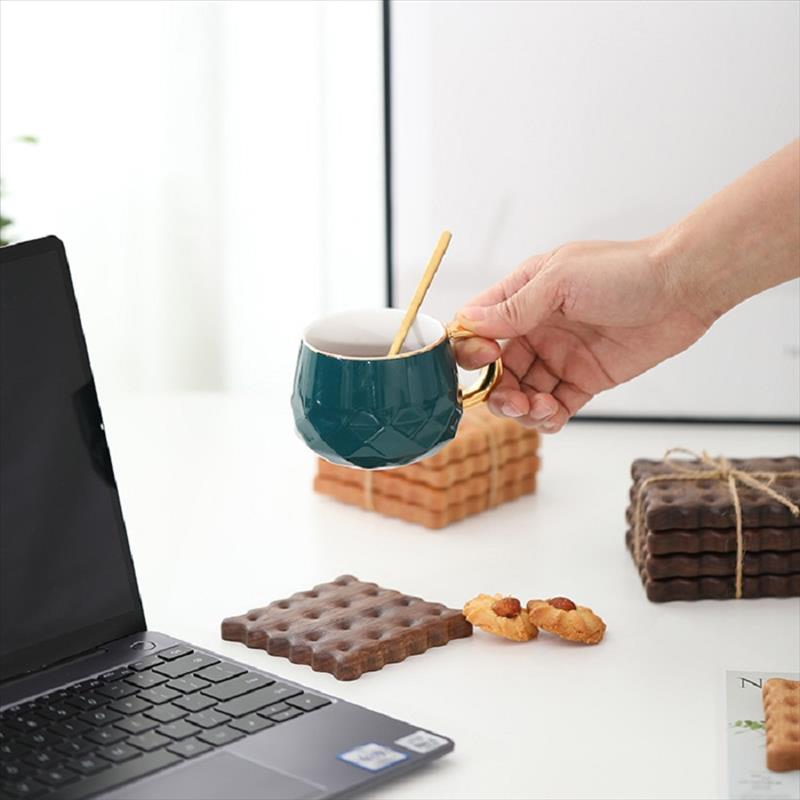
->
[
  {"left": 540, "top": 422, "right": 557, "bottom": 432},
  {"left": 530, "top": 408, "right": 553, "bottom": 421},
  {"left": 461, "top": 338, "right": 493, "bottom": 356},
  {"left": 502, "top": 403, "right": 523, "bottom": 418},
  {"left": 458, "top": 306, "right": 487, "bottom": 322}
]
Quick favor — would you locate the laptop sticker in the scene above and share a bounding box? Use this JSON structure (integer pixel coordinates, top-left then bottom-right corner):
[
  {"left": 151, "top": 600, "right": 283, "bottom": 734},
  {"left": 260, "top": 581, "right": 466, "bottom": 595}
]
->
[
  {"left": 337, "top": 743, "right": 408, "bottom": 772},
  {"left": 395, "top": 730, "right": 449, "bottom": 754}
]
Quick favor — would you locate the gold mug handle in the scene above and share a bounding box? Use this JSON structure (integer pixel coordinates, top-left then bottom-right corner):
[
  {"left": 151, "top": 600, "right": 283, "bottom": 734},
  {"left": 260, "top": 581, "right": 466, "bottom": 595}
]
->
[{"left": 447, "top": 324, "right": 504, "bottom": 409}]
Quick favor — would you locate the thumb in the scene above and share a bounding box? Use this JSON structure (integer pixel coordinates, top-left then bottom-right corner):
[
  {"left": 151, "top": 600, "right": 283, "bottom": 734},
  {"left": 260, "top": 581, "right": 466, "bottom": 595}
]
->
[{"left": 457, "top": 273, "right": 560, "bottom": 339}]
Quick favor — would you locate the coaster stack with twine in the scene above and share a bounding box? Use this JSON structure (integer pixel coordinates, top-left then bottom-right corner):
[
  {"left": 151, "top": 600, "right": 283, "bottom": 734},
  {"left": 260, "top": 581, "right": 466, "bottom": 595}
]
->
[{"left": 632, "top": 448, "right": 800, "bottom": 599}]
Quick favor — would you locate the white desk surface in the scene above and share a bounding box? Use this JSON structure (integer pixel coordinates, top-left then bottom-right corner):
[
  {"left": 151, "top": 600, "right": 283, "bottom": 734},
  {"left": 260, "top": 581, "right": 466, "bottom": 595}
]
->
[{"left": 103, "top": 392, "right": 800, "bottom": 800}]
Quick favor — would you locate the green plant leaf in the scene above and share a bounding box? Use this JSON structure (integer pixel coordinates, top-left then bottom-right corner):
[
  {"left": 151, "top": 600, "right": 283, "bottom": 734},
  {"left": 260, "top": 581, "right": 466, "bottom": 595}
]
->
[{"left": 16, "top": 134, "right": 38, "bottom": 144}]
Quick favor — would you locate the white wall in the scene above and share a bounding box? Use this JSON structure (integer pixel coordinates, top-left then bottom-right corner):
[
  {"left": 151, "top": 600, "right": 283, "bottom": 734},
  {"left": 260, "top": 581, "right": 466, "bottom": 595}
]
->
[
  {"left": 391, "top": 0, "right": 800, "bottom": 419},
  {"left": 0, "top": 0, "right": 386, "bottom": 393}
]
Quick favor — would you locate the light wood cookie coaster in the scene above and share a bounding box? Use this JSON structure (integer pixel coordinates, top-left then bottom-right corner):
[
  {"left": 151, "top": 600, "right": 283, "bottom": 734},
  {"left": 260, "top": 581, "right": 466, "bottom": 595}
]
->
[{"left": 763, "top": 678, "right": 800, "bottom": 772}]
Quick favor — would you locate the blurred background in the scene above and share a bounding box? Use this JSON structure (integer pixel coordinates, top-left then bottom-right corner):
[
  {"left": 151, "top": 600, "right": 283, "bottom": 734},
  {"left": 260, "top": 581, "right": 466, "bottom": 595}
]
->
[{"left": 2, "top": 0, "right": 799, "bottom": 419}]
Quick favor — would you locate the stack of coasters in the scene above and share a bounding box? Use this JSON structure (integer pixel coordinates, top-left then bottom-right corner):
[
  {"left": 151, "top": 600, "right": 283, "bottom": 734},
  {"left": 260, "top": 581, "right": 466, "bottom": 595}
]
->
[
  {"left": 313, "top": 406, "right": 540, "bottom": 529},
  {"left": 626, "top": 456, "right": 800, "bottom": 602}
]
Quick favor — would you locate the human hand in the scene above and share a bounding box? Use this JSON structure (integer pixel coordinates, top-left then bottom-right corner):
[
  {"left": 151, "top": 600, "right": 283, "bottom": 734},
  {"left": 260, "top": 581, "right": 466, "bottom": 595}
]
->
[
  {"left": 455, "top": 141, "right": 799, "bottom": 433},
  {"left": 454, "top": 237, "right": 710, "bottom": 433}
]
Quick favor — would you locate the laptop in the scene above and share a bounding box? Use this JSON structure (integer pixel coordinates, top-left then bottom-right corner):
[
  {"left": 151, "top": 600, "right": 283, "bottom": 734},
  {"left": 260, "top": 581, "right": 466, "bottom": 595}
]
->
[{"left": 0, "top": 236, "right": 454, "bottom": 800}]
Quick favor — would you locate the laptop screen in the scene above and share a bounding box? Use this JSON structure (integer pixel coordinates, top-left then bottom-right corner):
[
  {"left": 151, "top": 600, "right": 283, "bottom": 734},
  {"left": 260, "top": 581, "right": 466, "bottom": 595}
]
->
[{"left": 0, "top": 237, "right": 145, "bottom": 682}]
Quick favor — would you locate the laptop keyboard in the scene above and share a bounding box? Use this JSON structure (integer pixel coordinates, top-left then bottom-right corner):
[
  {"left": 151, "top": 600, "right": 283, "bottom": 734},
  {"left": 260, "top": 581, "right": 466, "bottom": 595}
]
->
[{"left": 0, "top": 646, "right": 331, "bottom": 799}]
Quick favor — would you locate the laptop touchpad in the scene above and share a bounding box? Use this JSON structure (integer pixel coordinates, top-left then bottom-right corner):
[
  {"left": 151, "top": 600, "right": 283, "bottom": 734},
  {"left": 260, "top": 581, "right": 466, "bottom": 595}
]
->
[{"left": 109, "top": 753, "right": 325, "bottom": 800}]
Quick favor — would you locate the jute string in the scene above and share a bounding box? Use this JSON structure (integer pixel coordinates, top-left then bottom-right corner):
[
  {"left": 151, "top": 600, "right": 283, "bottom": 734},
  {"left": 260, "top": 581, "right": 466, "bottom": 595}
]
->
[
  {"left": 472, "top": 411, "right": 501, "bottom": 507},
  {"left": 363, "top": 470, "right": 375, "bottom": 511},
  {"left": 633, "top": 448, "right": 800, "bottom": 599}
]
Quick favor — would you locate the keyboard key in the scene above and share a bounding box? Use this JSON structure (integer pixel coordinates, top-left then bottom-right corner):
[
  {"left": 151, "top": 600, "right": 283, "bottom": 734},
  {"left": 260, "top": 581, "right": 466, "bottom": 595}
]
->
[
  {"left": 256, "top": 702, "right": 289, "bottom": 719},
  {"left": 197, "top": 726, "right": 245, "bottom": 747},
  {"left": 4, "top": 715, "right": 47, "bottom": 733},
  {"left": 127, "top": 731, "right": 171, "bottom": 752},
  {"left": 0, "top": 741, "right": 29, "bottom": 758},
  {"left": 129, "top": 655, "right": 163, "bottom": 672},
  {"left": 137, "top": 686, "right": 180, "bottom": 706},
  {"left": 125, "top": 671, "right": 167, "bottom": 690},
  {"left": 230, "top": 714, "right": 274, "bottom": 735},
  {"left": 54, "top": 738, "right": 95, "bottom": 757},
  {"left": 96, "top": 681, "right": 139, "bottom": 700},
  {"left": 109, "top": 696, "right": 151, "bottom": 716},
  {"left": 0, "top": 777, "right": 46, "bottom": 797},
  {"left": 216, "top": 683, "right": 302, "bottom": 718},
  {"left": 66, "top": 755, "right": 110, "bottom": 776},
  {"left": 36, "top": 766, "right": 78, "bottom": 787},
  {"left": 73, "top": 679, "right": 103, "bottom": 693},
  {"left": 173, "top": 694, "right": 216, "bottom": 713},
  {"left": 202, "top": 673, "right": 271, "bottom": 702},
  {"left": 153, "top": 653, "right": 219, "bottom": 679},
  {"left": 79, "top": 708, "right": 123, "bottom": 727},
  {"left": 114, "top": 714, "right": 158, "bottom": 735},
  {"left": 166, "top": 676, "right": 210, "bottom": 694},
  {"left": 286, "top": 693, "right": 331, "bottom": 712},
  {"left": 166, "top": 736, "right": 212, "bottom": 759},
  {"left": 19, "top": 730, "right": 60, "bottom": 749},
  {"left": 67, "top": 693, "right": 109, "bottom": 712},
  {"left": 99, "top": 667, "right": 133, "bottom": 682},
  {"left": 85, "top": 726, "right": 128, "bottom": 746},
  {"left": 41, "top": 750, "right": 180, "bottom": 800},
  {"left": 143, "top": 704, "right": 187, "bottom": 724},
  {"left": 195, "top": 662, "right": 246, "bottom": 684},
  {"left": 1, "top": 762, "right": 26, "bottom": 780},
  {"left": 23, "top": 750, "right": 58, "bottom": 769},
  {"left": 36, "top": 703, "right": 76, "bottom": 722},
  {"left": 269, "top": 708, "right": 303, "bottom": 723},
  {"left": 157, "top": 720, "right": 201, "bottom": 741},
  {"left": 97, "top": 742, "right": 141, "bottom": 763},
  {"left": 50, "top": 719, "right": 91, "bottom": 738},
  {"left": 157, "top": 645, "right": 193, "bottom": 661},
  {"left": 186, "top": 710, "right": 231, "bottom": 729}
]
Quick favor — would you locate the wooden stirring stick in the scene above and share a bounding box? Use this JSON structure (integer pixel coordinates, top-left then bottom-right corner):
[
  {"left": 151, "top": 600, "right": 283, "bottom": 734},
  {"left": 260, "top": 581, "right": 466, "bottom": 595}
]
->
[{"left": 387, "top": 230, "right": 452, "bottom": 356}]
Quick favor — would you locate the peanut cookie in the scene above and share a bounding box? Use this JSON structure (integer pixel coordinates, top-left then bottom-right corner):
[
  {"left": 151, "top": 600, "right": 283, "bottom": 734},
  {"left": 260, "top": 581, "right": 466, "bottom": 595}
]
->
[
  {"left": 463, "top": 594, "right": 538, "bottom": 642},
  {"left": 526, "top": 597, "right": 606, "bottom": 645}
]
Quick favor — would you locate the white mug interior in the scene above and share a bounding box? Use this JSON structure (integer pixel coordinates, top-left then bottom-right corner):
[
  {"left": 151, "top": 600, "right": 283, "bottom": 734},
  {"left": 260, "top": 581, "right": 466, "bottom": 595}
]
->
[{"left": 303, "top": 309, "right": 446, "bottom": 359}]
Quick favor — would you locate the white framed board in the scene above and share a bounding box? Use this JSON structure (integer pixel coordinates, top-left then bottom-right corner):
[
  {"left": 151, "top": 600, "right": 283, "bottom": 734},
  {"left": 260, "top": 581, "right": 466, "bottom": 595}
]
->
[{"left": 388, "top": 0, "right": 800, "bottom": 420}]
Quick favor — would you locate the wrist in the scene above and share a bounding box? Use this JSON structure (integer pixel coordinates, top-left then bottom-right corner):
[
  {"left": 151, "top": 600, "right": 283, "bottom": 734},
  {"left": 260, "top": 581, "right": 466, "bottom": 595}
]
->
[{"left": 648, "top": 220, "right": 744, "bottom": 327}]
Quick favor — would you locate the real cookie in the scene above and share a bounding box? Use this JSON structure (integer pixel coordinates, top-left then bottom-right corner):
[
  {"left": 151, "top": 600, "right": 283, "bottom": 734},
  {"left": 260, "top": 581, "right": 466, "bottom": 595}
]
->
[
  {"left": 526, "top": 597, "right": 606, "bottom": 645},
  {"left": 462, "top": 594, "right": 538, "bottom": 642}
]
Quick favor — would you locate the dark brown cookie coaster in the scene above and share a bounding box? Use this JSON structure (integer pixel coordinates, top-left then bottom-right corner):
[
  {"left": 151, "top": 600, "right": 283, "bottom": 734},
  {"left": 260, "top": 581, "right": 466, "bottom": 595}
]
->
[
  {"left": 636, "top": 572, "right": 800, "bottom": 603},
  {"left": 630, "top": 457, "right": 800, "bottom": 531},
  {"left": 221, "top": 575, "right": 472, "bottom": 681},
  {"left": 625, "top": 507, "right": 800, "bottom": 554},
  {"left": 625, "top": 529, "right": 800, "bottom": 578}
]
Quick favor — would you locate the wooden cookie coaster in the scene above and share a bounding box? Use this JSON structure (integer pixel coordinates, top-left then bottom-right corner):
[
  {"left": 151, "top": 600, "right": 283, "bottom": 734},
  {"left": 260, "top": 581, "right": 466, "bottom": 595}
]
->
[
  {"left": 763, "top": 678, "right": 800, "bottom": 772},
  {"left": 221, "top": 575, "right": 472, "bottom": 680},
  {"left": 314, "top": 473, "right": 536, "bottom": 529}
]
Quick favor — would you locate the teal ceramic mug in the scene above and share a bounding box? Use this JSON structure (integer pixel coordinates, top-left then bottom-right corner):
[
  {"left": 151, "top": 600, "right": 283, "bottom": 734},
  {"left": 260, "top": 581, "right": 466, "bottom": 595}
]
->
[{"left": 291, "top": 308, "right": 503, "bottom": 469}]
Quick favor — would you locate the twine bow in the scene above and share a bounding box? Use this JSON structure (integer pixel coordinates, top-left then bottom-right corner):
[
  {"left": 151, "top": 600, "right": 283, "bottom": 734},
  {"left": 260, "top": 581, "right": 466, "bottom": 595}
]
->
[{"left": 633, "top": 448, "right": 800, "bottom": 599}]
